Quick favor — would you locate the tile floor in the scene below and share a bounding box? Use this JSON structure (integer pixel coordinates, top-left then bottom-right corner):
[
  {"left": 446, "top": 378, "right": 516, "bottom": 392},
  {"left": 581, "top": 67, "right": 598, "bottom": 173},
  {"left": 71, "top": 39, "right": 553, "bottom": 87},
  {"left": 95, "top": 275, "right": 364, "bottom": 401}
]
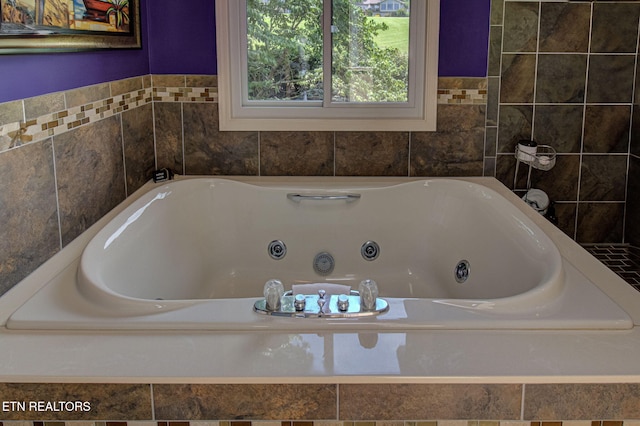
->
[{"left": 583, "top": 244, "right": 640, "bottom": 292}]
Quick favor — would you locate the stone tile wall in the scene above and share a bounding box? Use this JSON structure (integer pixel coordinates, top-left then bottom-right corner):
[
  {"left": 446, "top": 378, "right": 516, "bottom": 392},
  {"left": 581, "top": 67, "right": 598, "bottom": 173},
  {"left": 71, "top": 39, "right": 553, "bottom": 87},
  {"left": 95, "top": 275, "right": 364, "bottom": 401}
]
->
[
  {"left": 1, "top": 383, "right": 640, "bottom": 422},
  {"left": 489, "top": 0, "right": 639, "bottom": 244},
  {"left": 0, "top": 422, "right": 638, "bottom": 426},
  {"left": 628, "top": 16, "right": 640, "bottom": 248},
  {"left": 152, "top": 77, "right": 487, "bottom": 177},
  {"left": 628, "top": 155, "right": 640, "bottom": 246},
  {"left": 0, "top": 76, "right": 158, "bottom": 295}
]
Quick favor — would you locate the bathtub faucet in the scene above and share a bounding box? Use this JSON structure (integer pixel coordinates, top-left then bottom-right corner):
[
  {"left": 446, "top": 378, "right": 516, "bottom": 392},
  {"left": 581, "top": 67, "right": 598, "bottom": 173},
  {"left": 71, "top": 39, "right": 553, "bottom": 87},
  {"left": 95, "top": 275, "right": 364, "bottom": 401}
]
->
[{"left": 254, "top": 280, "right": 388, "bottom": 318}]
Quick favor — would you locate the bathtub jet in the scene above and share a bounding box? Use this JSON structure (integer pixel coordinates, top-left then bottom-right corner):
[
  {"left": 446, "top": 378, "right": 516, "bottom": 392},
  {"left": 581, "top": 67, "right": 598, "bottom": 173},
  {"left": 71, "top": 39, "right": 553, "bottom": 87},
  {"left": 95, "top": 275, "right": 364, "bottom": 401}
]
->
[{"left": 6, "top": 177, "right": 633, "bottom": 331}]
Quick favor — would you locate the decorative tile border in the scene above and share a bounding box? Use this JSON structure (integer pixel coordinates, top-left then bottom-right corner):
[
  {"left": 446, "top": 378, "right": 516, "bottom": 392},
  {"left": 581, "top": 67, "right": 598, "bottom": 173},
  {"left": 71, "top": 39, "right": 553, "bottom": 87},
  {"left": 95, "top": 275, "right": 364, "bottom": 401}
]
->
[
  {"left": 152, "top": 87, "right": 218, "bottom": 103},
  {"left": 26, "top": 88, "right": 153, "bottom": 143},
  {"left": 0, "top": 75, "right": 485, "bottom": 155},
  {"left": 0, "top": 78, "right": 218, "bottom": 155},
  {"left": 437, "top": 89, "right": 487, "bottom": 104}
]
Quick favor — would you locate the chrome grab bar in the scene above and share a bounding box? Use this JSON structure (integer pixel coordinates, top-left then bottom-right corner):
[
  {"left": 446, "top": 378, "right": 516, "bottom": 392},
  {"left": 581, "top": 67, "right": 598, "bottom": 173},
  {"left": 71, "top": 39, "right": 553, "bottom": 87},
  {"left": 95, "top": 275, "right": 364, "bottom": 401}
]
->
[{"left": 286, "top": 193, "right": 361, "bottom": 203}]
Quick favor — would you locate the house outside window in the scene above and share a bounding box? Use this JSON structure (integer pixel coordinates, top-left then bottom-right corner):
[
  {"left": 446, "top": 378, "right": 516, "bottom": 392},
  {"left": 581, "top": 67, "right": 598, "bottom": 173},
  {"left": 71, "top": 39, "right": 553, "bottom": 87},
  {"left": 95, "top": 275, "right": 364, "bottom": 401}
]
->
[{"left": 215, "top": 0, "right": 439, "bottom": 131}]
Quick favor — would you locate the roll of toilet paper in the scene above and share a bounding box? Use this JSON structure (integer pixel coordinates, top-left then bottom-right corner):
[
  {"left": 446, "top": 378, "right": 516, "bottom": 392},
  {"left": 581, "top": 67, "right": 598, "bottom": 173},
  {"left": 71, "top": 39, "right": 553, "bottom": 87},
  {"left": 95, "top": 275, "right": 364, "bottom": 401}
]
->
[{"left": 523, "top": 189, "right": 549, "bottom": 215}]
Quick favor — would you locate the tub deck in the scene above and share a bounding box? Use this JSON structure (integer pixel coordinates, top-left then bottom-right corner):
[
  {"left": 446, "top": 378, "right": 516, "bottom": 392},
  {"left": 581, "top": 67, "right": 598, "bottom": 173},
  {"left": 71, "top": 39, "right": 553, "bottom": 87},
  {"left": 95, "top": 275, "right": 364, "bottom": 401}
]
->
[
  {"left": 4, "top": 177, "right": 633, "bottom": 331},
  {"left": 1, "top": 177, "right": 639, "bottom": 384}
]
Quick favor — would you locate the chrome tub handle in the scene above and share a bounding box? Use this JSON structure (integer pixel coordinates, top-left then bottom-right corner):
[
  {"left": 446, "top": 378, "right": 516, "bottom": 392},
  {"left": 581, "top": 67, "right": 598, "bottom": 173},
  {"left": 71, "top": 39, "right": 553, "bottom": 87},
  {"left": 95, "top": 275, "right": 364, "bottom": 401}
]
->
[{"left": 287, "top": 193, "right": 361, "bottom": 203}]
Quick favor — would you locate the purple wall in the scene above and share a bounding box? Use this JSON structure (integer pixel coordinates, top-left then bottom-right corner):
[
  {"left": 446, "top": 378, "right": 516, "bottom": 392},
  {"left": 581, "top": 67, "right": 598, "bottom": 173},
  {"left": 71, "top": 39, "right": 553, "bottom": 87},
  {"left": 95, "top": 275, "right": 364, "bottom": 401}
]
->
[
  {"left": 0, "top": 0, "right": 489, "bottom": 104},
  {"left": 147, "top": 0, "right": 217, "bottom": 75},
  {"left": 439, "top": 0, "right": 491, "bottom": 77},
  {"left": 0, "top": 0, "right": 150, "bottom": 103}
]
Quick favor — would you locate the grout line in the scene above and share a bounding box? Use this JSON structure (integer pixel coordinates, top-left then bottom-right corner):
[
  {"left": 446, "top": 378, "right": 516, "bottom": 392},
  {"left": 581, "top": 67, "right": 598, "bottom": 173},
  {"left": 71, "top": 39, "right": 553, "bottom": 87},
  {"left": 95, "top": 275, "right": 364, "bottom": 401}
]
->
[
  {"left": 530, "top": 2, "right": 542, "bottom": 143},
  {"left": 336, "top": 383, "right": 340, "bottom": 421},
  {"left": 521, "top": 384, "right": 526, "bottom": 421},
  {"left": 181, "top": 102, "right": 186, "bottom": 176},
  {"left": 333, "top": 131, "right": 336, "bottom": 177},
  {"left": 151, "top": 93, "right": 158, "bottom": 171},
  {"left": 150, "top": 383, "right": 156, "bottom": 421},
  {"left": 495, "top": 1, "right": 505, "bottom": 178},
  {"left": 258, "top": 130, "right": 262, "bottom": 177},
  {"left": 120, "top": 113, "right": 128, "bottom": 197},
  {"left": 50, "top": 137, "right": 63, "bottom": 251},
  {"left": 408, "top": 131, "right": 412, "bottom": 177},
  {"left": 575, "top": 2, "right": 596, "bottom": 241}
]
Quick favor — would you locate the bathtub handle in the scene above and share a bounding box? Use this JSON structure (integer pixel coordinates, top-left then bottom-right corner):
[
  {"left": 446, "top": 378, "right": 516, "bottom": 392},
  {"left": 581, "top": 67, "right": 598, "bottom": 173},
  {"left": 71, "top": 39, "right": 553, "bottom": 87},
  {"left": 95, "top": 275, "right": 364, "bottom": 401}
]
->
[{"left": 287, "top": 193, "right": 361, "bottom": 203}]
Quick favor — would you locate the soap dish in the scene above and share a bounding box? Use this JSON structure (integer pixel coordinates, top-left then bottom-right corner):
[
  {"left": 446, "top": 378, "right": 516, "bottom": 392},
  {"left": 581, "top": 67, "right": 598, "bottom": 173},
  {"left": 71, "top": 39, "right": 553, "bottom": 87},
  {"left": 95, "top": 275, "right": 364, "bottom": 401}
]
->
[{"left": 515, "top": 144, "right": 556, "bottom": 171}]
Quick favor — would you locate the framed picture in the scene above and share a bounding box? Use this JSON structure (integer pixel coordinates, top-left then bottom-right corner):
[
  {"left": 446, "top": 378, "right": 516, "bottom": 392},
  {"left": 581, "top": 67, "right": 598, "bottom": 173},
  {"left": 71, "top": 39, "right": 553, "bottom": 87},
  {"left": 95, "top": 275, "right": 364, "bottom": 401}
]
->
[{"left": 0, "top": 0, "right": 141, "bottom": 54}]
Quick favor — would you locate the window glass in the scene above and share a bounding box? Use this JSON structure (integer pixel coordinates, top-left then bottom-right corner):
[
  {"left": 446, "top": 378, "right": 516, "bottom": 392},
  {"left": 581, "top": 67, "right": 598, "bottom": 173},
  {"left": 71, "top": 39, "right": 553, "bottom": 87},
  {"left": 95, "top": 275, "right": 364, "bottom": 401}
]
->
[
  {"left": 331, "top": 0, "right": 410, "bottom": 103},
  {"left": 246, "top": 0, "right": 324, "bottom": 102},
  {"left": 216, "top": 0, "right": 439, "bottom": 131}
]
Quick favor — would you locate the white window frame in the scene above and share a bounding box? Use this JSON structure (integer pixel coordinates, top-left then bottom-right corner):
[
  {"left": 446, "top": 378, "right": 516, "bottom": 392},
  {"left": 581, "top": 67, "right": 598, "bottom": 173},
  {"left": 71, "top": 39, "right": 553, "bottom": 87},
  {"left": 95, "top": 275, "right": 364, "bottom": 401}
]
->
[{"left": 215, "top": 0, "right": 439, "bottom": 132}]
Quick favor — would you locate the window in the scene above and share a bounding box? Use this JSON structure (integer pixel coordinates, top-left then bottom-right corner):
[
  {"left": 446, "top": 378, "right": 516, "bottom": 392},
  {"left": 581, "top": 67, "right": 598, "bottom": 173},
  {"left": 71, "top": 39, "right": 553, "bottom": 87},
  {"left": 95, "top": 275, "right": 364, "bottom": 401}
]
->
[{"left": 215, "top": 0, "right": 439, "bottom": 131}]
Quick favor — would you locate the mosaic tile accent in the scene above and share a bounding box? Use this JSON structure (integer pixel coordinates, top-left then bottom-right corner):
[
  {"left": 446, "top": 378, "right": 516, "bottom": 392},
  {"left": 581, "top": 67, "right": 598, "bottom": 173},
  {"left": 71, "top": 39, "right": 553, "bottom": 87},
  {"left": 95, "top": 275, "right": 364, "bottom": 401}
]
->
[
  {"left": 437, "top": 89, "right": 487, "bottom": 105},
  {"left": 0, "top": 78, "right": 219, "bottom": 156},
  {"left": 30, "top": 88, "right": 152, "bottom": 141},
  {"left": 152, "top": 87, "right": 218, "bottom": 103},
  {"left": 437, "top": 78, "right": 488, "bottom": 105},
  {"left": 0, "top": 76, "right": 478, "bottom": 156}
]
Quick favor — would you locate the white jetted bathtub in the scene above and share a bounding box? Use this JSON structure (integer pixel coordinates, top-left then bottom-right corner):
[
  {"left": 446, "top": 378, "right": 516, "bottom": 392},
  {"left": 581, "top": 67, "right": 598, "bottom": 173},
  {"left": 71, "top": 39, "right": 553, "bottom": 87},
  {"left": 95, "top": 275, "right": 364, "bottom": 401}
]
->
[{"left": 6, "top": 177, "right": 633, "bottom": 330}]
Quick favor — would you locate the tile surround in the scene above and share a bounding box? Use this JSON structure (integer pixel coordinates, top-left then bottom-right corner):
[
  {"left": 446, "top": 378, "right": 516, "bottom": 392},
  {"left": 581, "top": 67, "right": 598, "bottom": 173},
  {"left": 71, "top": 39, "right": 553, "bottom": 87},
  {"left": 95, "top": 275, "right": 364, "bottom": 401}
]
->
[
  {"left": 0, "top": 77, "right": 480, "bottom": 158},
  {"left": 0, "top": 140, "right": 59, "bottom": 295},
  {"left": 153, "top": 384, "right": 337, "bottom": 420},
  {"left": 54, "top": 116, "right": 127, "bottom": 244},
  {"left": 0, "top": 422, "right": 638, "bottom": 426},
  {"left": 628, "top": 156, "right": 640, "bottom": 246},
  {"left": 489, "top": 0, "right": 640, "bottom": 243},
  {"left": 1, "top": 383, "right": 640, "bottom": 422}
]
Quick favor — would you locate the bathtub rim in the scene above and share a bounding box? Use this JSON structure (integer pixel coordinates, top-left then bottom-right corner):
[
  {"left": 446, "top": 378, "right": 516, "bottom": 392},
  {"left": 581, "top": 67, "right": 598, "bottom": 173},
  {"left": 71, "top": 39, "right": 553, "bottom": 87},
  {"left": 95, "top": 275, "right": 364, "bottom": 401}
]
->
[{"left": 1, "top": 175, "right": 637, "bottom": 331}]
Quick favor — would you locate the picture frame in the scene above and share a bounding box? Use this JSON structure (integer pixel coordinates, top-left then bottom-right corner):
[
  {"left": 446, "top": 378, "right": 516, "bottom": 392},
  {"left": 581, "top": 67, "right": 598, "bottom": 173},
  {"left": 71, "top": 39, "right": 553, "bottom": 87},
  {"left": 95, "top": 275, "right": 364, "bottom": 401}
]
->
[{"left": 0, "top": 0, "right": 141, "bottom": 54}]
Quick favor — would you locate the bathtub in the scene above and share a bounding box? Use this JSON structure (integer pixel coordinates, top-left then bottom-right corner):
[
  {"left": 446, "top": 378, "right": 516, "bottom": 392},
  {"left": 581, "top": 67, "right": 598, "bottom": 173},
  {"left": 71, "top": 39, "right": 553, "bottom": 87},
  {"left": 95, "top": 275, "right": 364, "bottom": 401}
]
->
[{"left": 6, "top": 176, "right": 633, "bottom": 331}]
